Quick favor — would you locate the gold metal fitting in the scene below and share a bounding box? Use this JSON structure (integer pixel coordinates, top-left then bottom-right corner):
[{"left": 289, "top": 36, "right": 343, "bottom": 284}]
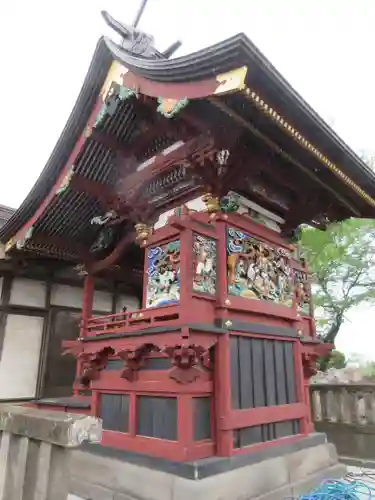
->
[
  {"left": 134, "top": 223, "right": 151, "bottom": 245},
  {"left": 202, "top": 193, "right": 220, "bottom": 214},
  {"left": 225, "top": 320, "right": 232, "bottom": 328},
  {"left": 224, "top": 299, "right": 231, "bottom": 306},
  {"left": 297, "top": 329, "right": 303, "bottom": 337}
]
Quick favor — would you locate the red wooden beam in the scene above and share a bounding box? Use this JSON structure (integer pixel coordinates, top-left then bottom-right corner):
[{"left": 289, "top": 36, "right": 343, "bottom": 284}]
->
[
  {"left": 89, "top": 230, "right": 135, "bottom": 274},
  {"left": 124, "top": 134, "right": 215, "bottom": 198},
  {"left": 122, "top": 69, "right": 235, "bottom": 100},
  {"left": 220, "top": 403, "right": 307, "bottom": 430},
  {"left": 31, "top": 233, "right": 93, "bottom": 263},
  {"left": 91, "top": 118, "right": 192, "bottom": 158},
  {"left": 68, "top": 175, "right": 114, "bottom": 210}
]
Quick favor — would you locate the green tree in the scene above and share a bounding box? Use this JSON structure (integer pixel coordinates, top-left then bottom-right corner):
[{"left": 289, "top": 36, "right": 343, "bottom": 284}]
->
[
  {"left": 316, "top": 349, "right": 347, "bottom": 371},
  {"left": 300, "top": 218, "right": 375, "bottom": 347}
]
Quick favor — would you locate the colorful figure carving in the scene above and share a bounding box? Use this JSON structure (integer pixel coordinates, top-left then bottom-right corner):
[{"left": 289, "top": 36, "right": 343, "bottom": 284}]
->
[
  {"left": 294, "top": 270, "right": 311, "bottom": 314},
  {"left": 227, "top": 228, "right": 292, "bottom": 306},
  {"left": 192, "top": 234, "right": 217, "bottom": 295},
  {"left": 146, "top": 240, "right": 180, "bottom": 308}
]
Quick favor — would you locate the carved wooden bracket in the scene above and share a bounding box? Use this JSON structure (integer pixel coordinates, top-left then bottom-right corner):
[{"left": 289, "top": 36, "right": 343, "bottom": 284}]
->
[
  {"left": 117, "top": 343, "right": 159, "bottom": 381},
  {"left": 163, "top": 344, "right": 212, "bottom": 384},
  {"left": 78, "top": 347, "right": 115, "bottom": 386},
  {"left": 301, "top": 351, "right": 320, "bottom": 379},
  {"left": 301, "top": 341, "right": 333, "bottom": 379}
]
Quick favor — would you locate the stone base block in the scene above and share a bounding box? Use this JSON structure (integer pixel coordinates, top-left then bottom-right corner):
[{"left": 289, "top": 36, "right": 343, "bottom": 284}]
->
[{"left": 69, "top": 434, "right": 346, "bottom": 500}]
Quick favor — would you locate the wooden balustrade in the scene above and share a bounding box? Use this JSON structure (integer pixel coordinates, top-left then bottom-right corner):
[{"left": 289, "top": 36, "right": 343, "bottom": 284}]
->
[
  {"left": 86, "top": 304, "right": 180, "bottom": 336},
  {"left": 310, "top": 383, "right": 375, "bottom": 461}
]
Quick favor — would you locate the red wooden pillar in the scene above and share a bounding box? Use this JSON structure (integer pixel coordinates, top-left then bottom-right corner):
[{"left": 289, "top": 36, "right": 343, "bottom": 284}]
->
[
  {"left": 293, "top": 340, "right": 309, "bottom": 435},
  {"left": 74, "top": 273, "right": 94, "bottom": 396},
  {"left": 179, "top": 227, "right": 193, "bottom": 323},
  {"left": 80, "top": 273, "right": 94, "bottom": 337},
  {"left": 214, "top": 217, "right": 233, "bottom": 456},
  {"left": 215, "top": 333, "right": 233, "bottom": 456}
]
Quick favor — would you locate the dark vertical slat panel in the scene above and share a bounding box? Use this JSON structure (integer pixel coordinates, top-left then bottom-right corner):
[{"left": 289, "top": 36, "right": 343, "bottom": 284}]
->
[
  {"left": 193, "top": 397, "right": 211, "bottom": 441},
  {"left": 231, "top": 336, "right": 298, "bottom": 411},
  {"left": 233, "top": 430, "right": 239, "bottom": 448},
  {"left": 263, "top": 340, "right": 277, "bottom": 406},
  {"left": 274, "top": 341, "right": 287, "bottom": 405},
  {"left": 293, "top": 419, "right": 301, "bottom": 434},
  {"left": 252, "top": 338, "right": 266, "bottom": 407},
  {"left": 283, "top": 341, "right": 297, "bottom": 403},
  {"left": 230, "top": 337, "right": 240, "bottom": 409},
  {"left": 99, "top": 394, "right": 129, "bottom": 432},
  {"left": 239, "top": 336, "right": 254, "bottom": 409},
  {"left": 239, "top": 425, "right": 262, "bottom": 447},
  {"left": 233, "top": 420, "right": 300, "bottom": 448},
  {"left": 274, "top": 421, "right": 294, "bottom": 438},
  {"left": 137, "top": 396, "right": 177, "bottom": 440}
]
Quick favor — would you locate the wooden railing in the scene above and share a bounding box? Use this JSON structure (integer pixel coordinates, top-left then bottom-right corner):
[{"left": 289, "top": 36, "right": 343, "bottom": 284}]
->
[
  {"left": 86, "top": 304, "right": 180, "bottom": 336},
  {"left": 310, "top": 383, "right": 375, "bottom": 461}
]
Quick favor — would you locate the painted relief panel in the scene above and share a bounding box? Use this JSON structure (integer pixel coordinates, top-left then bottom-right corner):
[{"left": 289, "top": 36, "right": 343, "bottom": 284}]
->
[
  {"left": 192, "top": 234, "right": 217, "bottom": 295},
  {"left": 146, "top": 240, "right": 180, "bottom": 308},
  {"left": 227, "top": 228, "right": 292, "bottom": 306},
  {"left": 294, "top": 270, "right": 311, "bottom": 315}
]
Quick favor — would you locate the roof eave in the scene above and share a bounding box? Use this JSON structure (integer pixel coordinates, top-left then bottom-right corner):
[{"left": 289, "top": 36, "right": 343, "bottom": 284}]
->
[{"left": 0, "top": 37, "right": 113, "bottom": 243}]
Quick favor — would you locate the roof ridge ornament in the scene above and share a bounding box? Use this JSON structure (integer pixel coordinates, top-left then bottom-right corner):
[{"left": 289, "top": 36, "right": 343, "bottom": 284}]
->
[
  {"left": 101, "top": 10, "right": 156, "bottom": 58},
  {"left": 101, "top": 0, "right": 182, "bottom": 59}
]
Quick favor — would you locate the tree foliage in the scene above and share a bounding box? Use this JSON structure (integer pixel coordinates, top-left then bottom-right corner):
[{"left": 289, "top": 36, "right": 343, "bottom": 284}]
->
[
  {"left": 316, "top": 349, "right": 347, "bottom": 371},
  {"left": 300, "top": 218, "right": 375, "bottom": 345}
]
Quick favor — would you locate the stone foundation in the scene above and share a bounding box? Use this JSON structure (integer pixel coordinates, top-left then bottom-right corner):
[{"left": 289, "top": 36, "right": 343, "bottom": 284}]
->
[{"left": 69, "top": 433, "right": 346, "bottom": 500}]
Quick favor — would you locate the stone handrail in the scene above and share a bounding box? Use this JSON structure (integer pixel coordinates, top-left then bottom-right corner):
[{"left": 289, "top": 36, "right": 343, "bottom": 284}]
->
[
  {"left": 310, "top": 383, "right": 375, "bottom": 461},
  {"left": 0, "top": 404, "right": 102, "bottom": 500},
  {"left": 310, "top": 383, "right": 375, "bottom": 425}
]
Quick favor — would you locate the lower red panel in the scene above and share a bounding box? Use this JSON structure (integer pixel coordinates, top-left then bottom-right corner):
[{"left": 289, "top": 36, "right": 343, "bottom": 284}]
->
[{"left": 101, "top": 430, "right": 214, "bottom": 461}]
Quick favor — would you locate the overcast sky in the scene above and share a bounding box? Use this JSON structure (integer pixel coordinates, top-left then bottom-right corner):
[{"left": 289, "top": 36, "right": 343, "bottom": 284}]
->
[{"left": 1, "top": 0, "right": 374, "bottom": 359}]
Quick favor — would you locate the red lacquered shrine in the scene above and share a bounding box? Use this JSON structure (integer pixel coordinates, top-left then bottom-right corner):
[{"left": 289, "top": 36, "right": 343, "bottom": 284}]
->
[{"left": 3, "top": 12, "right": 375, "bottom": 463}]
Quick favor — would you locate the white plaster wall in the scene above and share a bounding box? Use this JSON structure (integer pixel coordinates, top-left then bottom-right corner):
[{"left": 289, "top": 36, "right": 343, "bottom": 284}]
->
[
  {"left": 51, "top": 284, "right": 114, "bottom": 313},
  {"left": 115, "top": 294, "right": 140, "bottom": 313},
  {"left": 0, "top": 314, "right": 44, "bottom": 398},
  {"left": 154, "top": 196, "right": 206, "bottom": 229},
  {"left": 10, "top": 278, "right": 47, "bottom": 308},
  {"left": 93, "top": 290, "right": 112, "bottom": 313},
  {"left": 0, "top": 243, "right": 6, "bottom": 260},
  {"left": 50, "top": 284, "right": 83, "bottom": 308}
]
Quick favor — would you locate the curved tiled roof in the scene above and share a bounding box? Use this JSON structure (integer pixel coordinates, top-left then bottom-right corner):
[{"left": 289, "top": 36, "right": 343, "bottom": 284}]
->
[{"left": 1, "top": 29, "right": 375, "bottom": 254}]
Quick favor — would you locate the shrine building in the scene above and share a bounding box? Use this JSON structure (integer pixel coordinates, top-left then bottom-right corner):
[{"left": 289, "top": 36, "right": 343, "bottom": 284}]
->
[{"left": 0, "top": 10, "right": 374, "bottom": 500}]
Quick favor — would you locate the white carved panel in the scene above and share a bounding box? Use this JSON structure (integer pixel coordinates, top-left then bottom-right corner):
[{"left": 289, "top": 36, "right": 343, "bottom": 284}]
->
[
  {"left": 0, "top": 314, "right": 44, "bottom": 398},
  {"left": 10, "top": 278, "right": 47, "bottom": 308}
]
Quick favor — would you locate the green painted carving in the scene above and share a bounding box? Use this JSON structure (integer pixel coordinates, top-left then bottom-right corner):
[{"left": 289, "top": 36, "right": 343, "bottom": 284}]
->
[
  {"left": 56, "top": 166, "right": 75, "bottom": 195},
  {"left": 93, "top": 83, "right": 136, "bottom": 129},
  {"left": 220, "top": 192, "right": 240, "bottom": 213},
  {"left": 93, "top": 104, "right": 107, "bottom": 128},
  {"left": 156, "top": 97, "right": 189, "bottom": 119},
  {"left": 16, "top": 226, "right": 34, "bottom": 250},
  {"left": 118, "top": 86, "right": 136, "bottom": 101}
]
